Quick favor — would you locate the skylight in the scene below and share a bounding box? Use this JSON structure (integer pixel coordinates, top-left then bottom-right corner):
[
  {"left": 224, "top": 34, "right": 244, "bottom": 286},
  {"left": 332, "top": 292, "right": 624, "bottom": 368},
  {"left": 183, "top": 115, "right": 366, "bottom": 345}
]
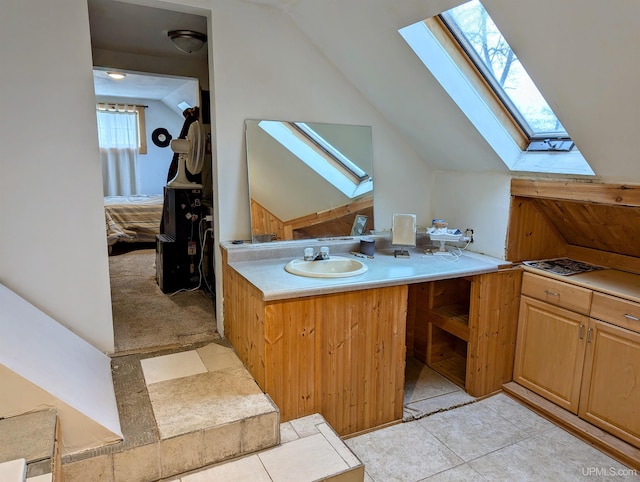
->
[
  {"left": 399, "top": 1, "right": 594, "bottom": 176},
  {"left": 440, "top": 1, "right": 568, "bottom": 143},
  {"left": 258, "top": 121, "right": 373, "bottom": 199}
]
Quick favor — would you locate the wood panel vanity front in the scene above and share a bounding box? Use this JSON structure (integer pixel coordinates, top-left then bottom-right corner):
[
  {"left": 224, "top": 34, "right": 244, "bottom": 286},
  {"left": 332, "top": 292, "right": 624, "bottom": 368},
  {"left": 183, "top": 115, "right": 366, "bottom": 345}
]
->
[
  {"left": 222, "top": 244, "right": 516, "bottom": 437},
  {"left": 223, "top": 252, "right": 407, "bottom": 436}
]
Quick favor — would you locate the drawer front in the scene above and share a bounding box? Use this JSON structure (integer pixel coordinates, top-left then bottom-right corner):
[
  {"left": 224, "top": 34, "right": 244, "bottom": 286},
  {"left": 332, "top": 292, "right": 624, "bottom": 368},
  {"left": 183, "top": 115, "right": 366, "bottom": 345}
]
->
[
  {"left": 521, "top": 272, "right": 592, "bottom": 314},
  {"left": 591, "top": 292, "right": 640, "bottom": 333}
]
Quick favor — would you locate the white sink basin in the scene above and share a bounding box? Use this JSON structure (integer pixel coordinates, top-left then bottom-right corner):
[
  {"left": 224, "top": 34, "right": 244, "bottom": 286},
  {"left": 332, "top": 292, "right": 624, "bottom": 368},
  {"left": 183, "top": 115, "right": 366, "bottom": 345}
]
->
[{"left": 285, "top": 256, "right": 368, "bottom": 278}]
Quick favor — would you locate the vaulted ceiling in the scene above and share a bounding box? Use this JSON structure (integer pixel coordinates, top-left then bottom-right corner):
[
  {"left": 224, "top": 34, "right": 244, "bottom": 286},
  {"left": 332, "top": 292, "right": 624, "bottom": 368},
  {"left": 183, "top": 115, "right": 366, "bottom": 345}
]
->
[{"left": 89, "top": 0, "right": 640, "bottom": 182}]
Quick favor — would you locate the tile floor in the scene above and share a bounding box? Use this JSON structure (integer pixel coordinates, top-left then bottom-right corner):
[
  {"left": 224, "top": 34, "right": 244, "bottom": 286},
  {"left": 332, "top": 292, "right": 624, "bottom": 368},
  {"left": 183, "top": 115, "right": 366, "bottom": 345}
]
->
[
  {"left": 160, "top": 358, "right": 637, "bottom": 481},
  {"left": 346, "top": 393, "right": 638, "bottom": 481},
  {"left": 403, "top": 357, "right": 475, "bottom": 421}
]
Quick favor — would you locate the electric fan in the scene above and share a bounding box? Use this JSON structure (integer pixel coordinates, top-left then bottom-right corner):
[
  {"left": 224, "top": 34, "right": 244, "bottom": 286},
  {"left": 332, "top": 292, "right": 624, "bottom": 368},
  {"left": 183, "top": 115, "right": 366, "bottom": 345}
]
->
[{"left": 167, "top": 120, "right": 205, "bottom": 189}]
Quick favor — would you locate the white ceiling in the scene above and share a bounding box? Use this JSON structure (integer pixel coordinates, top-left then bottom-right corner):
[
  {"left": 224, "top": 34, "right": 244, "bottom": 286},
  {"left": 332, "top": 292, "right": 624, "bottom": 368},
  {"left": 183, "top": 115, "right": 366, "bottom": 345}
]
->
[
  {"left": 93, "top": 69, "right": 196, "bottom": 100},
  {"left": 88, "top": 0, "right": 205, "bottom": 102},
  {"left": 88, "top": 0, "right": 207, "bottom": 61}
]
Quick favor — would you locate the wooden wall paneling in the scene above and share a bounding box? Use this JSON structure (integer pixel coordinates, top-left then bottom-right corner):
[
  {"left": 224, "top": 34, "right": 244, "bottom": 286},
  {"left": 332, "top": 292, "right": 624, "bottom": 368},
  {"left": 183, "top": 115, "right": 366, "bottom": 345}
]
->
[
  {"left": 318, "top": 292, "right": 345, "bottom": 434},
  {"left": 535, "top": 199, "right": 640, "bottom": 259},
  {"left": 292, "top": 205, "right": 374, "bottom": 240},
  {"left": 466, "top": 269, "right": 522, "bottom": 397},
  {"left": 511, "top": 179, "right": 640, "bottom": 207},
  {"left": 264, "top": 297, "right": 317, "bottom": 423},
  {"left": 506, "top": 196, "right": 568, "bottom": 262},
  {"left": 318, "top": 286, "right": 407, "bottom": 435},
  {"left": 246, "top": 285, "right": 408, "bottom": 436},
  {"left": 250, "top": 199, "right": 286, "bottom": 240},
  {"left": 566, "top": 245, "right": 640, "bottom": 275},
  {"left": 222, "top": 260, "right": 266, "bottom": 387},
  {"left": 286, "top": 196, "right": 373, "bottom": 231},
  {"left": 407, "top": 283, "right": 430, "bottom": 363}
]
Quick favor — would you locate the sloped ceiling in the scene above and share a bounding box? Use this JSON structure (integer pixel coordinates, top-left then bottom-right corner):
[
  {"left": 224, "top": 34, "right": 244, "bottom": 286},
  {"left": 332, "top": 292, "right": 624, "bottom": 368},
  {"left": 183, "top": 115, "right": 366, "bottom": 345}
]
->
[
  {"left": 91, "top": 0, "right": 640, "bottom": 181},
  {"left": 265, "top": 0, "right": 640, "bottom": 181}
]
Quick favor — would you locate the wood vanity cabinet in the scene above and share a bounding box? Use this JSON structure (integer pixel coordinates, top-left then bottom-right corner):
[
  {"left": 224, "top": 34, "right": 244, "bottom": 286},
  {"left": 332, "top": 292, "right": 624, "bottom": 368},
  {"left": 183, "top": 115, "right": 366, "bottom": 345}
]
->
[
  {"left": 512, "top": 271, "right": 640, "bottom": 453},
  {"left": 223, "top": 262, "right": 407, "bottom": 437},
  {"left": 409, "top": 269, "right": 522, "bottom": 397}
]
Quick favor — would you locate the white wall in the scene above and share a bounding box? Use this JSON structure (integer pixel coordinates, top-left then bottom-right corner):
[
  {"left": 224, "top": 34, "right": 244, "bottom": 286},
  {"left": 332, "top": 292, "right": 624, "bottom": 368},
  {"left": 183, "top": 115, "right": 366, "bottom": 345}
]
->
[
  {"left": 209, "top": 0, "right": 433, "bottom": 242},
  {"left": 0, "top": 0, "right": 115, "bottom": 353},
  {"left": 0, "top": 0, "right": 434, "bottom": 348},
  {"left": 429, "top": 171, "right": 512, "bottom": 260},
  {"left": 208, "top": 0, "right": 433, "bottom": 333}
]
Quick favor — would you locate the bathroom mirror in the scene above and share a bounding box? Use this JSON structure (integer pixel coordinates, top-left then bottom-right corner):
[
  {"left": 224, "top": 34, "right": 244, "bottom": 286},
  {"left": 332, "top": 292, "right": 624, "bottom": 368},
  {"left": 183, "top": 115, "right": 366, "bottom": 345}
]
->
[{"left": 245, "top": 119, "right": 374, "bottom": 242}]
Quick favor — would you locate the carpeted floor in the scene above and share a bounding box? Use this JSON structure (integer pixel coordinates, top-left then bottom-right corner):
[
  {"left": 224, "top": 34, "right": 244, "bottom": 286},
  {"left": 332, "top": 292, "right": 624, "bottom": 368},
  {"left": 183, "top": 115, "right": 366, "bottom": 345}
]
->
[{"left": 109, "top": 247, "right": 218, "bottom": 354}]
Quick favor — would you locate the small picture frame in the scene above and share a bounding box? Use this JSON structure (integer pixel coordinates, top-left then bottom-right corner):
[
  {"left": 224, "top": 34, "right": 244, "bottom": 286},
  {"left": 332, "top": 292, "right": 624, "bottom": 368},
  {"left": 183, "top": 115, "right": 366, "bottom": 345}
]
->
[{"left": 351, "top": 215, "right": 368, "bottom": 236}]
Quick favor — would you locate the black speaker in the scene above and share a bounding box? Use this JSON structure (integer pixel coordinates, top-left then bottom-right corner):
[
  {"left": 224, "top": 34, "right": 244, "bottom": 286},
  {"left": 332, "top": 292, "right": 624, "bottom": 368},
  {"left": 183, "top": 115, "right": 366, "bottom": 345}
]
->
[
  {"left": 156, "top": 234, "right": 199, "bottom": 293},
  {"left": 163, "top": 187, "right": 203, "bottom": 241}
]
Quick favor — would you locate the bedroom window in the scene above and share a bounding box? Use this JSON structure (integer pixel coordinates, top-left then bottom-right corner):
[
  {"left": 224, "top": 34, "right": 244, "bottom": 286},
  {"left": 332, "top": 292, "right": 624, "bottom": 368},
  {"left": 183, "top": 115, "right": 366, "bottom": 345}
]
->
[
  {"left": 96, "top": 103, "right": 147, "bottom": 154},
  {"left": 96, "top": 104, "right": 147, "bottom": 196},
  {"left": 399, "top": 1, "right": 594, "bottom": 175}
]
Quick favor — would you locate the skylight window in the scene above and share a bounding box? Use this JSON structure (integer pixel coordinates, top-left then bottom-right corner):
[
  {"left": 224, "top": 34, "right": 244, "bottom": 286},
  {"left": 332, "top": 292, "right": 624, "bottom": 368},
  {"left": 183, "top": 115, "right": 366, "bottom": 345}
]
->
[
  {"left": 399, "top": 1, "right": 594, "bottom": 175},
  {"left": 258, "top": 121, "right": 373, "bottom": 199},
  {"left": 440, "top": 1, "right": 569, "bottom": 144}
]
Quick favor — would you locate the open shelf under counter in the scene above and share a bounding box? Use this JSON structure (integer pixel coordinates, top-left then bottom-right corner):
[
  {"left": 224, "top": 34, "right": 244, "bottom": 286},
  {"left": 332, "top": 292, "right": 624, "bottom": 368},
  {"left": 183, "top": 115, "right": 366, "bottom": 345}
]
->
[{"left": 429, "top": 303, "right": 470, "bottom": 341}]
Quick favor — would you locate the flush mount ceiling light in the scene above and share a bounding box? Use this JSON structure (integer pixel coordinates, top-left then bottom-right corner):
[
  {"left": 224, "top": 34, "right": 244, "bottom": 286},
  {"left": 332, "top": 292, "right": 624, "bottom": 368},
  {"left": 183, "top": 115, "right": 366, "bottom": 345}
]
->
[
  {"left": 106, "top": 71, "right": 126, "bottom": 80},
  {"left": 167, "top": 29, "right": 207, "bottom": 54}
]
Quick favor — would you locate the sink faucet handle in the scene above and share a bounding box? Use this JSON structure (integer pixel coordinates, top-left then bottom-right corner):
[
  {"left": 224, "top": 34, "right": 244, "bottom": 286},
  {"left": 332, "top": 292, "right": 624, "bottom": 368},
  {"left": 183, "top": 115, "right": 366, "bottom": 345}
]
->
[
  {"left": 320, "top": 246, "right": 330, "bottom": 259},
  {"left": 304, "top": 247, "right": 314, "bottom": 261}
]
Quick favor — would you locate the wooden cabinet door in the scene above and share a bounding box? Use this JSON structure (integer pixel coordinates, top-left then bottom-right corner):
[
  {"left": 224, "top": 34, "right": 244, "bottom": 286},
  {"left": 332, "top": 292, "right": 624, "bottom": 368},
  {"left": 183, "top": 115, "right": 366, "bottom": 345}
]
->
[
  {"left": 579, "top": 319, "right": 640, "bottom": 449},
  {"left": 513, "top": 296, "right": 589, "bottom": 413}
]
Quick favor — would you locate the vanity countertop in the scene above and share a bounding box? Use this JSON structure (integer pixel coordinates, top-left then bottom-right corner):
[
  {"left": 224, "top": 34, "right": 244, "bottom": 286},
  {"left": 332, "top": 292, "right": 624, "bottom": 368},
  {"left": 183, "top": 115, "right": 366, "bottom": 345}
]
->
[{"left": 223, "top": 239, "right": 510, "bottom": 301}]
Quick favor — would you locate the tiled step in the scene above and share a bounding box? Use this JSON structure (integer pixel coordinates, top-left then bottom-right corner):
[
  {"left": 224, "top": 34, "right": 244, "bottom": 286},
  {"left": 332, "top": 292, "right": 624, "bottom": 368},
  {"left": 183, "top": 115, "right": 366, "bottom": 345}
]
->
[
  {"left": 0, "top": 459, "right": 26, "bottom": 482},
  {"left": 62, "top": 341, "right": 279, "bottom": 481},
  {"left": 172, "top": 413, "right": 364, "bottom": 482},
  {"left": 0, "top": 409, "right": 61, "bottom": 481}
]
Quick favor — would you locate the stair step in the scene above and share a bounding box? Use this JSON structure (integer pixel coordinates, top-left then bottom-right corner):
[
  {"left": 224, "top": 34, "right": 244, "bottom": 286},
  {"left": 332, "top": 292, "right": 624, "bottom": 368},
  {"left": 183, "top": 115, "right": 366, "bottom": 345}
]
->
[
  {"left": 0, "top": 459, "right": 26, "bottom": 482},
  {"left": 175, "top": 413, "right": 364, "bottom": 482},
  {"left": 0, "top": 410, "right": 61, "bottom": 481},
  {"left": 62, "top": 341, "right": 280, "bottom": 481}
]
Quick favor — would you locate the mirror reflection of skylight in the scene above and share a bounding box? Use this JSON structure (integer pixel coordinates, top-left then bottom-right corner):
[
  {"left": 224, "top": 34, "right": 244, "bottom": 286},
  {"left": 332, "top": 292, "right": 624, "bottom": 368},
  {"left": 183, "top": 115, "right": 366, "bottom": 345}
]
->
[
  {"left": 440, "top": 0, "right": 567, "bottom": 140},
  {"left": 258, "top": 121, "right": 373, "bottom": 199}
]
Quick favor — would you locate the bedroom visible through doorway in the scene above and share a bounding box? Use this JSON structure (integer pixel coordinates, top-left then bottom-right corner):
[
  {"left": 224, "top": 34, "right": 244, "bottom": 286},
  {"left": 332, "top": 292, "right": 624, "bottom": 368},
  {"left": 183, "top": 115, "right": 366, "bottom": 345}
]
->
[{"left": 88, "top": 0, "right": 216, "bottom": 354}]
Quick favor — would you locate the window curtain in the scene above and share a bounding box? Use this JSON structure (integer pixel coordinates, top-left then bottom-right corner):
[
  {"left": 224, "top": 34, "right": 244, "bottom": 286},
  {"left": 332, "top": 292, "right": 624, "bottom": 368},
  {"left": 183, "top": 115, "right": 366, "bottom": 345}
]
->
[{"left": 96, "top": 107, "right": 140, "bottom": 196}]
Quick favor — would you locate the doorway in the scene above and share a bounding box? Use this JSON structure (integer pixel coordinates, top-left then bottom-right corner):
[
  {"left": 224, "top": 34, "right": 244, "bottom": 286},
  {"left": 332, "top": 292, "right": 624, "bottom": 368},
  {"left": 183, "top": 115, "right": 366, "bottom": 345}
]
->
[{"left": 88, "top": 0, "right": 217, "bottom": 354}]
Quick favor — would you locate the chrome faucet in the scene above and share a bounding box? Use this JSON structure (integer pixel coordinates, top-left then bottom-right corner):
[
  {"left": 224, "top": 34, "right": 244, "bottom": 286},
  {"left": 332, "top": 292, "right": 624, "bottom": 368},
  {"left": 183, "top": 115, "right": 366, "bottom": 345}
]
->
[{"left": 304, "top": 246, "right": 330, "bottom": 261}]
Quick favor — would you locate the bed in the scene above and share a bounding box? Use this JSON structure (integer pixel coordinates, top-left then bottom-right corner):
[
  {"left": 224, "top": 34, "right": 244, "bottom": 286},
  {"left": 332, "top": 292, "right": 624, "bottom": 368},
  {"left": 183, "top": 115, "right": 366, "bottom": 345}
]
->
[{"left": 105, "top": 194, "right": 164, "bottom": 251}]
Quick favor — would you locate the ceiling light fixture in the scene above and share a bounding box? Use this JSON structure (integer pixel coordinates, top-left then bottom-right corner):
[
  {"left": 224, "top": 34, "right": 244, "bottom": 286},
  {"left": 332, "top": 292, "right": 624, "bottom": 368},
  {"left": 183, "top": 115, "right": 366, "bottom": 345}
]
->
[
  {"left": 106, "top": 71, "right": 126, "bottom": 80},
  {"left": 167, "top": 29, "right": 207, "bottom": 54}
]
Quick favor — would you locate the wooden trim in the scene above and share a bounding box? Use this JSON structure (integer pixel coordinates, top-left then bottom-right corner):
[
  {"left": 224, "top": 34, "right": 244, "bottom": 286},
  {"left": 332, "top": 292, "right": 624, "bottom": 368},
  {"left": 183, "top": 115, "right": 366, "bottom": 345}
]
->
[
  {"left": 505, "top": 195, "right": 568, "bottom": 263},
  {"left": 503, "top": 382, "right": 640, "bottom": 470},
  {"left": 567, "top": 245, "right": 640, "bottom": 275},
  {"left": 466, "top": 269, "right": 522, "bottom": 397},
  {"left": 424, "top": 17, "right": 528, "bottom": 150},
  {"left": 286, "top": 196, "right": 373, "bottom": 230},
  {"left": 511, "top": 179, "right": 640, "bottom": 207}
]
